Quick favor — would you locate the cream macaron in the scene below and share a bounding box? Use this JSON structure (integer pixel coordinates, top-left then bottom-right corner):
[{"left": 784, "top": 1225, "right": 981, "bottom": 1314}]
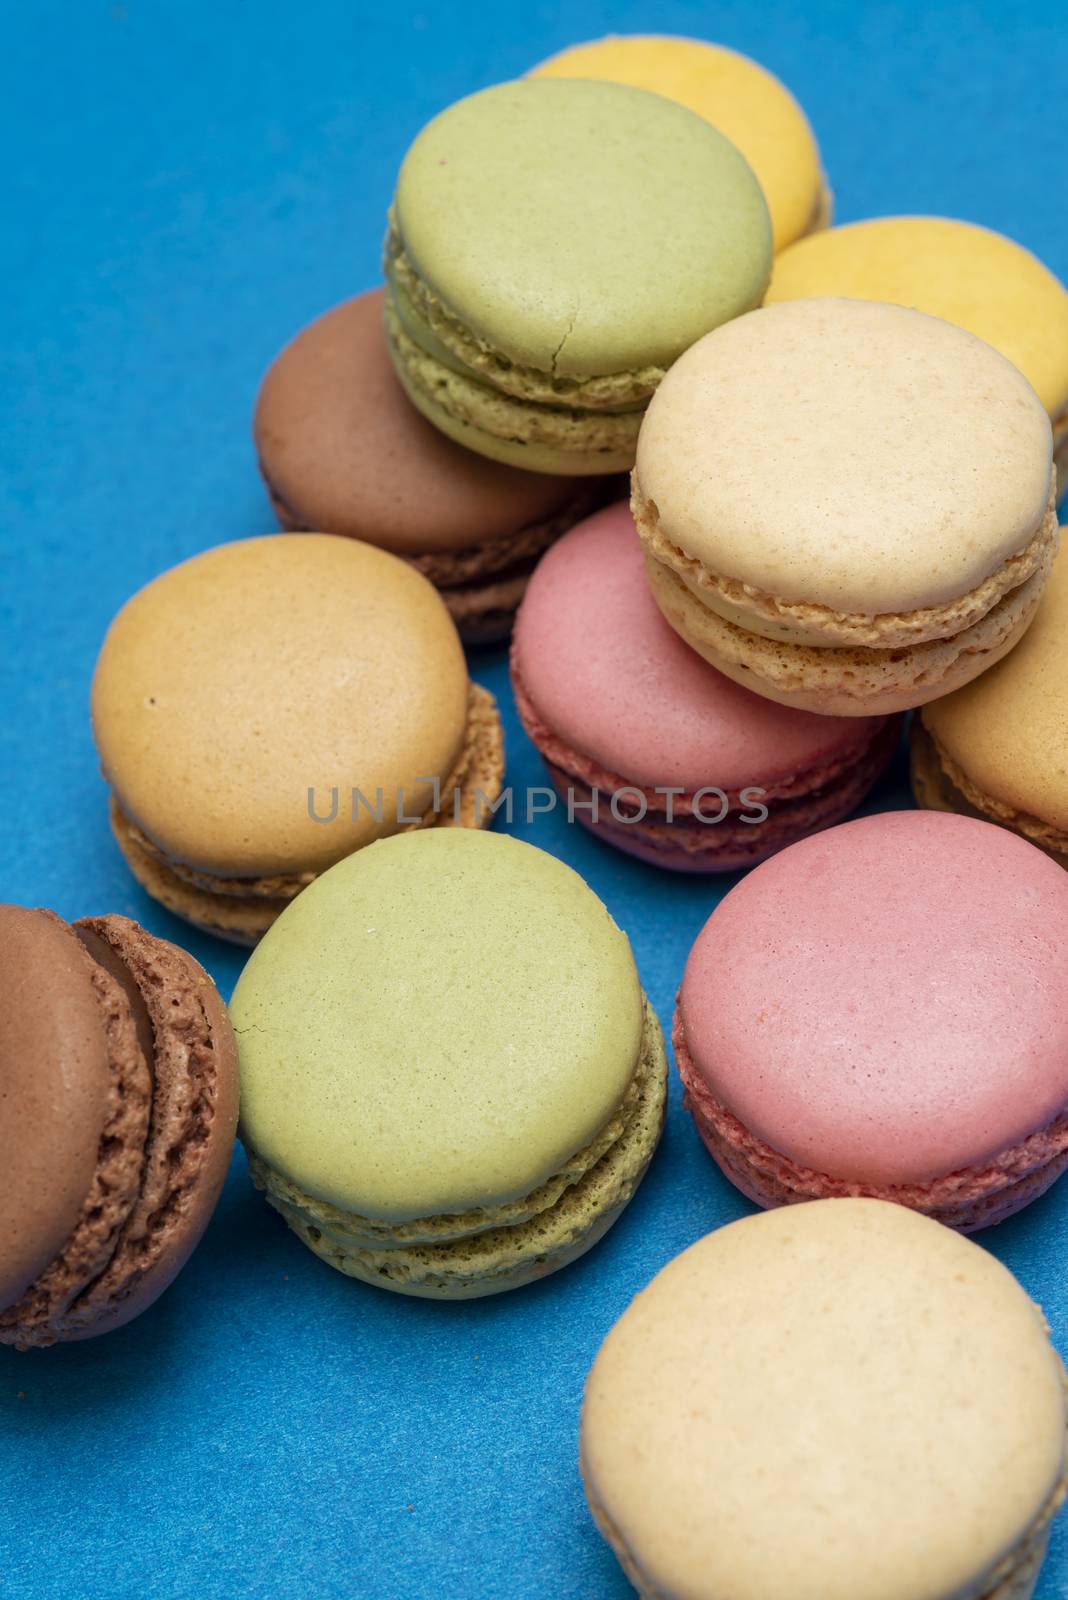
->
[
  {"left": 582, "top": 1199, "right": 1068, "bottom": 1600},
  {"left": 635, "top": 297, "right": 1058, "bottom": 716},
  {"left": 530, "top": 34, "right": 828, "bottom": 251},
  {"left": 766, "top": 216, "right": 1068, "bottom": 496},
  {"left": 913, "top": 541, "right": 1068, "bottom": 867},
  {"left": 91, "top": 535, "right": 504, "bottom": 943}
]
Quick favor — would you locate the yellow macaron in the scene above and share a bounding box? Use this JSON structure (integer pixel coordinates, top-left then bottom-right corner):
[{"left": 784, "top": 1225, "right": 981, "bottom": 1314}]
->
[
  {"left": 530, "top": 34, "right": 827, "bottom": 251},
  {"left": 767, "top": 216, "right": 1068, "bottom": 495},
  {"left": 913, "top": 539, "right": 1068, "bottom": 867}
]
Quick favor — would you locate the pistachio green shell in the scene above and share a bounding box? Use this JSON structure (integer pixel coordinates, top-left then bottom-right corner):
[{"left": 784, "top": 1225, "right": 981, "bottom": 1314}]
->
[
  {"left": 233, "top": 829, "right": 645, "bottom": 1221},
  {"left": 393, "top": 78, "right": 772, "bottom": 380}
]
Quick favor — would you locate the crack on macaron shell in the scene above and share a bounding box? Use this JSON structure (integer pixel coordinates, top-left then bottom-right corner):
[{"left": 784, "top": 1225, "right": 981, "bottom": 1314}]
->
[
  {"left": 674, "top": 1009, "right": 1068, "bottom": 1232},
  {"left": 0, "top": 940, "right": 154, "bottom": 1347},
  {"left": 386, "top": 228, "right": 661, "bottom": 410},
  {"left": 634, "top": 476, "right": 1059, "bottom": 649},
  {"left": 644, "top": 542, "right": 1052, "bottom": 716},
  {"left": 385, "top": 304, "right": 643, "bottom": 470},
  {"left": 109, "top": 684, "right": 505, "bottom": 943},
  {"left": 48, "top": 916, "right": 237, "bottom": 1341},
  {"left": 251, "top": 998, "right": 666, "bottom": 1297},
  {"left": 911, "top": 720, "right": 1068, "bottom": 866}
]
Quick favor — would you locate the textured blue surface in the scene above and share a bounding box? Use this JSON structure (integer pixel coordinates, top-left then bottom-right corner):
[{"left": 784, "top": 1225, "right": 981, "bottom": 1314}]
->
[{"left": 3, "top": 3, "right": 1068, "bottom": 1596}]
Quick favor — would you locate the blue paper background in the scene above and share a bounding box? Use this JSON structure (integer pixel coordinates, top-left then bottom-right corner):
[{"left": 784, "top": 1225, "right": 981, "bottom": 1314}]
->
[{"left": 3, "top": 2, "right": 1067, "bottom": 1596}]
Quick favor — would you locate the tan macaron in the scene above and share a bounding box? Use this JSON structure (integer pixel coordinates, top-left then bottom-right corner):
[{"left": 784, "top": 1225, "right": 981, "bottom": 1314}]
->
[
  {"left": 582, "top": 1199, "right": 1068, "bottom": 1600},
  {"left": 634, "top": 297, "right": 1058, "bottom": 716},
  {"left": 913, "top": 539, "right": 1068, "bottom": 867},
  {"left": 91, "top": 534, "right": 504, "bottom": 943}
]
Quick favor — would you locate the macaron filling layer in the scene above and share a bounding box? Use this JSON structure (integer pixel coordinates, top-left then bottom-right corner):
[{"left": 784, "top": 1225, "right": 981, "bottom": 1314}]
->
[
  {"left": 248, "top": 997, "right": 666, "bottom": 1296},
  {"left": 1, "top": 915, "right": 236, "bottom": 1348},
  {"left": 109, "top": 682, "right": 505, "bottom": 944},
  {"left": 634, "top": 475, "right": 1060, "bottom": 649},
  {"left": 674, "top": 1008, "right": 1068, "bottom": 1231},
  {"left": 912, "top": 719, "right": 1068, "bottom": 864}
]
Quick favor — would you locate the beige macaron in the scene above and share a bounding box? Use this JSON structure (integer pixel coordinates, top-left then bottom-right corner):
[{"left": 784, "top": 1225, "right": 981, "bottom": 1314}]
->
[
  {"left": 913, "top": 539, "right": 1068, "bottom": 867},
  {"left": 92, "top": 534, "right": 504, "bottom": 943},
  {"left": 635, "top": 297, "right": 1058, "bottom": 716},
  {"left": 765, "top": 216, "right": 1068, "bottom": 498},
  {"left": 582, "top": 1198, "right": 1068, "bottom": 1600}
]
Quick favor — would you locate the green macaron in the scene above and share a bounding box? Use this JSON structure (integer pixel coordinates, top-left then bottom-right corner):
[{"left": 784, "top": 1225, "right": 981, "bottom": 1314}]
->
[
  {"left": 232, "top": 828, "right": 666, "bottom": 1298},
  {"left": 384, "top": 78, "right": 772, "bottom": 475}
]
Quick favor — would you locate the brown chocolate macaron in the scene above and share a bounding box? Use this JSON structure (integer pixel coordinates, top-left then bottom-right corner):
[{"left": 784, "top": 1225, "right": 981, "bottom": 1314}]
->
[
  {"left": 253, "top": 288, "right": 602, "bottom": 642},
  {"left": 0, "top": 906, "right": 239, "bottom": 1349}
]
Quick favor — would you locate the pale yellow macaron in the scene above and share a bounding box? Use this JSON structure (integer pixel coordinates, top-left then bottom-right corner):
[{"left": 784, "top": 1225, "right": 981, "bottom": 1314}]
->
[
  {"left": 635, "top": 297, "right": 1059, "bottom": 716},
  {"left": 767, "top": 216, "right": 1068, "bottom": 494},
  {"left": 913, "top": 540, "right": 1068, "bottom": 868},
  {"left": 582, "top": 1199, "right": 1068, "bottom": 1600},
  {"left": 530, "top": 34, "right": 827, "bottom": 251}
]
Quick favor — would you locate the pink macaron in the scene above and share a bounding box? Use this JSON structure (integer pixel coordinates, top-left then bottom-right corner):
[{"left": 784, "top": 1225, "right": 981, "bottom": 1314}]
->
[
  {"left": 676, "top": 810, "right": 1068, "bottom": 1231},
  {"left": 511, "top": 502, "right": 898, "bottom": 871}
]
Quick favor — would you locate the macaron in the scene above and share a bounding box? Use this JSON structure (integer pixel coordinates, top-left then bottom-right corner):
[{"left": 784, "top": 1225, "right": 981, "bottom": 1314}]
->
[
  {"left": 582, "top": 1198, "right": 1068, "bottom": 1600},
  {"left": 254, "top": 288, "right": 604, "bottom": 642},
  {"left": 674, "top": 811, "right": 1068, "bottom": 1231},
  {"left": 636, "top": 297, "right": 1058, "bottom": 716},
  {"left": 766, "top": 216, "right": 1068, "bottom": 497},
  {"left": 232, "top": 829, "right": 666, "bottom": 1298},
  {"left": 511, "top": 502, "right": 898, "bottom": 871},
  {"left": 914, "top": 541, "right": 1068, "bottom": 868},
  {"left": 531, "top": 34, "right": 828, "bottom": 251},
  {"left": 0, "top": 906, "right": 238, "bottom": 1349},
  {"left": 384, "top": 78, "right": 771, "bottom": 476},
  {"left": 92, "top": 534, "right": 504, "bottom": 945}
]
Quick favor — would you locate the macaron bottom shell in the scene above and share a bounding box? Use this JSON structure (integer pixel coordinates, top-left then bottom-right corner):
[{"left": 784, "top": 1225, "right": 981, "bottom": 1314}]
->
[
  {"left": 108, "top": 683, "right": 505, "bottom": 945},
  {"left": 517, "top": 697, "right": 899, "bottom": 873},
  {"left": 910, "top": 718, "right": 1068, "bottom": 869},
  {"left": 385, "top": 299, "right": 641, "bottom": 477},
  {"left": 644, "top": 541, "right": 1051, "bottom": 717},
  {"left": 249, "top": 998, "right": 666, "bottom": 1299},
  {"left": 673, "top": 1005, "right": 1068, "bottom": 1233},
  {"left": 582, "top": 1463, "right": 1054, "bottom": 1600}
]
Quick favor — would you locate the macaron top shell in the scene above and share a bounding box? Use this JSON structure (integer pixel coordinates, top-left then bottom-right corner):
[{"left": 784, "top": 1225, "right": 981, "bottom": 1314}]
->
[
  {"left": 582, "top": 1198, "right": 1067, "bottom": 1600},
  {"left": 636, "top": 297, "right": 1053, "bottom": 614},
  {"left": 679, "top": 811, "right": 1068, "bottom": 1184},
  {"left": 531, "top": 34, "right": 824, "bottom": 251},
  {"left": 92, "top": 534, "right": 470, "bottom": 879},
  {"left": 393, "top": 78, "right": 771, "bottom": 379},
  {"left": 766, "top": 215, "right": 1068, "bottom": 417},
  {"left": 925, "top": 543, "right": 1068, "bottom": 833},
  {"left": 0, "top": 907, "right": 112, "bottom": 1307},
  {"left": 233, "top": 829, "right": 644, "bottom": 1220},
  {"left": 513, "top": 502, "right": 885, "bottom": 790},
  {"left": 254, "top": 289, "right": 580, "bottom": 553}
]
